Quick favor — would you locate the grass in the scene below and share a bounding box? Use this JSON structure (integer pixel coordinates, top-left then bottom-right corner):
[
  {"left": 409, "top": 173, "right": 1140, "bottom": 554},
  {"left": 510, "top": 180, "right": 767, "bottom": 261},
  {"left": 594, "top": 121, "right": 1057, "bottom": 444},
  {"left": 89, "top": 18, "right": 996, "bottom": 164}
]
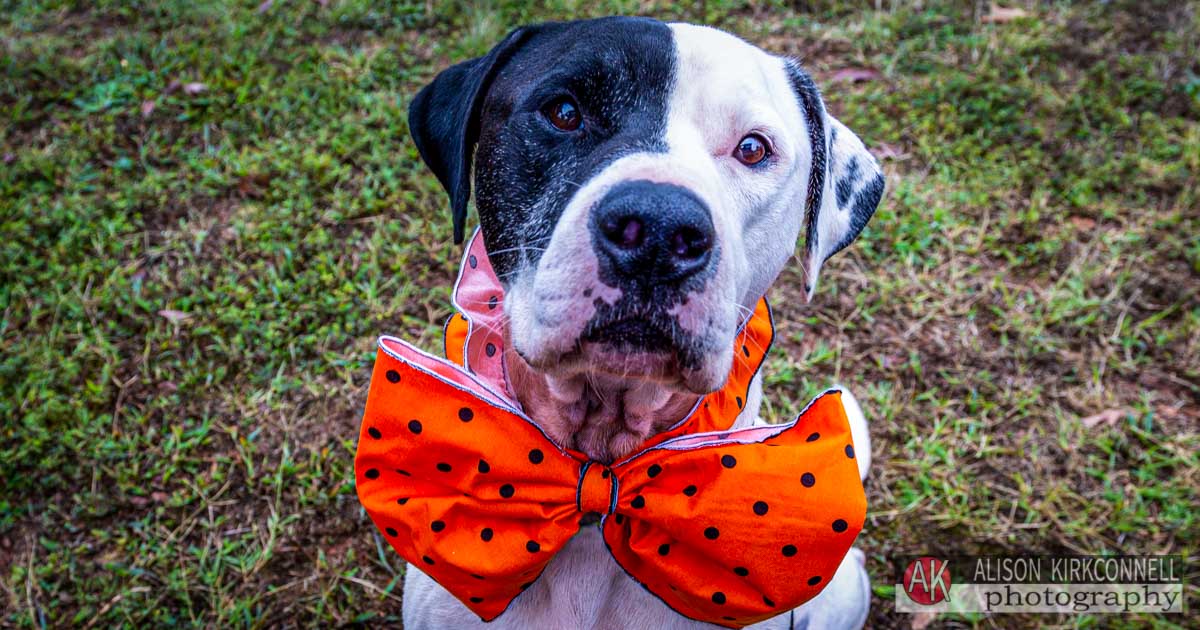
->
[{"left": 1, "top": 0, "right": 1197, "bottom": 627}]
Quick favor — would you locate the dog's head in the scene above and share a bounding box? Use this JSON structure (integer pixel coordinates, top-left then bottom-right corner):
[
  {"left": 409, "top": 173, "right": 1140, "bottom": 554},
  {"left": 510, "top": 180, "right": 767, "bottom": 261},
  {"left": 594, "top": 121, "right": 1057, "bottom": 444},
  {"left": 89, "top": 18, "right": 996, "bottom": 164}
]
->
[{"left": 410, "top": 17, "right": 883, "bottom": 396}]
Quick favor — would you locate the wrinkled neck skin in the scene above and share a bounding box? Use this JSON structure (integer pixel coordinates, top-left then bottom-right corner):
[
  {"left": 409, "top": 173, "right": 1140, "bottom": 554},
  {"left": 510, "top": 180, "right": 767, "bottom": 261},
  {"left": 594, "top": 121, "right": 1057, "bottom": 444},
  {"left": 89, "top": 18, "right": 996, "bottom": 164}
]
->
[{"left": 503, "top": 329, "right": 761, "bottom": 464}]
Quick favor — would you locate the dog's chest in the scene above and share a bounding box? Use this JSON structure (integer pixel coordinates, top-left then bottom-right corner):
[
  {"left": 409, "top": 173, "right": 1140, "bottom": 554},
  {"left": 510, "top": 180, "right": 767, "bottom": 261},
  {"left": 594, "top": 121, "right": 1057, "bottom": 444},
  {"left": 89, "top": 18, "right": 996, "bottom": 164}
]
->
[{"left": 505, "top": 527, "right": 711, "bottom": 630}]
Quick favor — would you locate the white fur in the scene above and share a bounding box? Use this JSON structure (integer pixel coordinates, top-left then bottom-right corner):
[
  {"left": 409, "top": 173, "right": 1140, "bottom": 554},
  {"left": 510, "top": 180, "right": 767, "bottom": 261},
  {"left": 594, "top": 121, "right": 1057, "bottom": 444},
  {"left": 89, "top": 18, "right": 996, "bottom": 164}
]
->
[{"left": 803, "top": 118, "right": 883, "bottom": 300}]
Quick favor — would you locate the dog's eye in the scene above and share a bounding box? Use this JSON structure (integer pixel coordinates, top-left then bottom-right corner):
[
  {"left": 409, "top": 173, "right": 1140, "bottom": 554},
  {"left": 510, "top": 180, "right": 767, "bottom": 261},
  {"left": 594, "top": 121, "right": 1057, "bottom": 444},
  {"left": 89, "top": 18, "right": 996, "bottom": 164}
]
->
[
  {"left": 542, "top": 97, "right": 582, "bottom": 132},
  {"left": 733, "top": 134, "right": 770, "bottom": 166}
]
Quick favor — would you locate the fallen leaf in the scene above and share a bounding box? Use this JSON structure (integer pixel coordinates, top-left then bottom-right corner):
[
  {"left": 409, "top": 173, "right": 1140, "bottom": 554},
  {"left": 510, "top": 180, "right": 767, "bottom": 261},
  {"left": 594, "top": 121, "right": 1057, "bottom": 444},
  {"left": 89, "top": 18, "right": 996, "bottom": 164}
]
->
[
  {"left": 981, "top": 4, "right": 1029, "bottom": 24},
  {"left": 1082, "top": 408, "right": 1128, "bottom": 428},
  {"left": 183, "top": 82, "right": 207, "bottom": 95},
  {"left": 158, "top": 309, "right": 191, "bottom": 323},
  {"left": 1070, "top": 214, "right": 1099, "bottom": 229},
  {"left": 165, "top": 79, "right": 182, "bottom": 94},
  {"left": 151, "top": 491, "right": 169, "bottom": 503},
  {"left": 257, "top": 0, "right": 273, "bottom": 12},
  {"left": 874, "top": 142, "right": 909, "bottom": 161},
  {"left": 2, "top": 153, "right": 14, "bottom": 164},
  {"left": 1069, "top": 216, "right": 1096, "bottom": 230},
  {"left": 911, "top": 611, "right": 938, "bottom": 630},
  {"left": 141, "top": 100, "right": 156, "bottom": 117},
  {"left": 831, "top": 67, "right": 882, "bottom": 83}
]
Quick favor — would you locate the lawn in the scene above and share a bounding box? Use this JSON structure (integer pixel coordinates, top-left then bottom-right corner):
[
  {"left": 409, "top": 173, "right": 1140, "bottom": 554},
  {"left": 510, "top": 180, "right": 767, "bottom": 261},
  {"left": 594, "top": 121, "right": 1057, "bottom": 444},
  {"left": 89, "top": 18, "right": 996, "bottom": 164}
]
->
[{"left": 2, "top": 0, "right": 1197, "bottom": 627}]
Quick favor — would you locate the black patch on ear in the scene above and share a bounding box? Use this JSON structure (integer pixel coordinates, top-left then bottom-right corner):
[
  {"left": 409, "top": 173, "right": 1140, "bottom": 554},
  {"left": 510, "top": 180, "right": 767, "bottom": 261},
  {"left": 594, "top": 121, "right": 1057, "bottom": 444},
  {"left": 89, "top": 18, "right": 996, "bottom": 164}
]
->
[
  {"left": 784, "top": 60, "right": 827, "bottom": 261},
  {"left": 835, "top": 157, "right": 859, "bottom": 209},
  {"left": 835, "top": 172, "right": 884, "bottom": 255},
  {"left": 408, "top": 27, "right": 541, "bottom": 243}
]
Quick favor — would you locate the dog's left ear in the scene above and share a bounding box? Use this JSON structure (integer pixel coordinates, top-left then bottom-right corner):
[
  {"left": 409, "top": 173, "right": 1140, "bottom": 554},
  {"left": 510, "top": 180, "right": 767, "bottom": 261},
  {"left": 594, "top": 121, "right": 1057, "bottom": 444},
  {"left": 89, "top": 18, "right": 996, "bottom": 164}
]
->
[
  {"left": 408, "top": 26, "right": 542, "bottom": 244},
  {"left": 784, "top": 60, "right": 886, "bottom": 300}
]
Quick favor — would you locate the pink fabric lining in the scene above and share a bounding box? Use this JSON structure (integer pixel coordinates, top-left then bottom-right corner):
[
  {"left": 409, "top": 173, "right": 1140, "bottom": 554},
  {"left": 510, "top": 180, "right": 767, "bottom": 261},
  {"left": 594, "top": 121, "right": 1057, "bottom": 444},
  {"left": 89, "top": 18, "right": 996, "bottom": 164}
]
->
[{"left": 450, "top": 229, "right": 519, "bottom": 407}]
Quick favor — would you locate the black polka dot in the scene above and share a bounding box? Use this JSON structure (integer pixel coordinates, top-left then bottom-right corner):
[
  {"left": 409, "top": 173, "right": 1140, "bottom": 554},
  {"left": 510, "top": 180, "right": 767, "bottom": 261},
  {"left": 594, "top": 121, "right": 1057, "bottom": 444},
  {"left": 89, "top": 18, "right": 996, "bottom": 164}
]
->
[
  {"left": 658, "top": 543, "right": 670, "bottom": 556},
  {"left": 367, "top": 427, "right": 382, "bottom": 439},
  {"left": 528, "top": 449, "right": 544, "bottom": 464},
  {"left": 683, "top": 485, "right": 698, "bottom": 497},
  {"left": 601, "top": 469, "right": 610, "bottom": 479},
  {"left": 485, "top": 343, "right": 497, "bottom": 357},
  {"left": 422, "top": 555, "right": 434, "bottom": 565},
  {"left": 459, "top": 407, "right": 474, "bottom": 422},
  {"left": 721, "top": 454, "right": 737, "bottom": 468},
  {"left": 808, "top": 575, "right": 822, "bottom": 586},
  {"left": 734, "top": 567, "right": 749, "bottom": 577},
  {"left": 396, "top": 469, "right": 411, "bottom": 476},
  {"left": 385, "top": 369, "right": 400, "bottom": 383},
  {"left": 478, "top": 459, "right": 490, "bottom": 473},
  {"left": 526, "top": 540, "right": 540, "bottom": 553},
  {"left": 833, "top": 519, "right": 848, "bottom": 533},
  {"left": 736, "top": 396, "right": 743, "bottom": 409},
  {"left": 614, "top": 514, "right": 625, "bottom": 525},
  {"left": 704, "top": 526, "right": 720, "bottom": 540},
  {"left": 742, "top": 344, "right": 750, "bottom": 357},
  {"left": 481, "top": 527, "right": 493, "bottom": 541},
  {"left": 436, "top": 462, "right": 452, "bottom": 473},
  {"left": 385, "top": 527, "right": 398, "bottom": 537},
  {"left": 396, "top": 497, "right": 408, "bottom": 505},
  {"left": 499, "top": 484, "right": 515, "bottom": 498},
  {"left": 408, "top": 419, "right": 423, "bottom": 434},
  {"left": 712, "top": 592, "right": 726, "bottom": 605},
  {"left": 469, "top": 596, "right": 483, "bottom": 603},
  {"left": 763, "top": 595, "right": 776, "bottom": 607},
  {"left": 647, "top": 464, "right": 662, "bottom": 478},
  {"left": 801, "top": 472, "right": 816, "bottom": 487},
  {"left": 631, "top": 495, "right": 645, "bottom": 509},
  {"left": 431, "top": 520, "right": 445, "bottom": 532},
  {"left": 782, "top": 544, "right": 798, "bottom": 557},
  {"left": 488, "top": 295, "right": 498, "bottom": 310},
  {"left": 753, "top": 501, "right": 769, "bottom": 516},
  {"left": 807, "top": 432, "right": 820, "bottom": 442},
  {"left": 845, "top": 444, "right": 855, "bottom": 458},
  {"left": 468, "top": 254, "right": 478, "bottom": 268}
]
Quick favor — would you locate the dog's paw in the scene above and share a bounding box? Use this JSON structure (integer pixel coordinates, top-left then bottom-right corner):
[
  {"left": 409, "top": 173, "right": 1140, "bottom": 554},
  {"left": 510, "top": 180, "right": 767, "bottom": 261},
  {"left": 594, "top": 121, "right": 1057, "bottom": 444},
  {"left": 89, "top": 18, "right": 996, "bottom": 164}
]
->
[{"left": 834, "top": 385, "right": 871, "bottom": 482}]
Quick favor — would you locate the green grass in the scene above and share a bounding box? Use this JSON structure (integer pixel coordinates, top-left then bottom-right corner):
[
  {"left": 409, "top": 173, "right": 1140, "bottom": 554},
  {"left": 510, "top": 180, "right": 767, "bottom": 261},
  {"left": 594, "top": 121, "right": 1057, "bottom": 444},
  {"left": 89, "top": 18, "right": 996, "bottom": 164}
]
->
[{"left": 2, "top": 0, "right": 1197, "bottom": 627}]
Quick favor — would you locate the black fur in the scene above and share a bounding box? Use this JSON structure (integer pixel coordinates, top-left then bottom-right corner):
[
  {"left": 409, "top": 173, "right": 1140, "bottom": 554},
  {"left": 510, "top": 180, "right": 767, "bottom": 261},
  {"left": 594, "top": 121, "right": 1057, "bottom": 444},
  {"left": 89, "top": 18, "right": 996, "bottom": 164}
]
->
[
  {"left": 830, "top": 173, "right": 884, "bottom": 258},
  {"left": 408, "top": 27, "right": 542, "bottom": 243},
  {"left": 784, "top": 60, "right": 827, "bottom": 285},
  {"left": 408, "top": 17, "right": 676, "bottom": 278}
]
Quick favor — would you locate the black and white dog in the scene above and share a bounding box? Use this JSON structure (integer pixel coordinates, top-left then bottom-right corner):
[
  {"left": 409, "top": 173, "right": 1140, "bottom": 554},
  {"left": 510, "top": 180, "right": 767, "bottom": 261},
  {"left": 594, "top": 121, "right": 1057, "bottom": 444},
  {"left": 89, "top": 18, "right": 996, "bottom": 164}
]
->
[{"left": 403, "top": 17, "right": 883, "bottom": 629}]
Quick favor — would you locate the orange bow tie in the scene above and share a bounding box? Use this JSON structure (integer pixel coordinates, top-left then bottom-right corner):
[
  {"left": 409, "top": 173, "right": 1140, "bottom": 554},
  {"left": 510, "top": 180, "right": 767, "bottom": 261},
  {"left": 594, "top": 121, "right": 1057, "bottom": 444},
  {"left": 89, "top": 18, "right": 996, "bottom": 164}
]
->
[{"left": 354, "top": 234, "right": 866, "bottom": 628}]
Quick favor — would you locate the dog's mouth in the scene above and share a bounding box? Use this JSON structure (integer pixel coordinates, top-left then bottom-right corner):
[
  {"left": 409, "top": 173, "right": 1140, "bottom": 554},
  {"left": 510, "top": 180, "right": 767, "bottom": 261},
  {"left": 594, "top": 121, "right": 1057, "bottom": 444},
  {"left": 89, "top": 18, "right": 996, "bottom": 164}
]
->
[
  {"left": 582, "top": 316, "right": 675, "bottom": 353},
  {"left": 530, "top": 310, "right": 700, "bottom": 387}
]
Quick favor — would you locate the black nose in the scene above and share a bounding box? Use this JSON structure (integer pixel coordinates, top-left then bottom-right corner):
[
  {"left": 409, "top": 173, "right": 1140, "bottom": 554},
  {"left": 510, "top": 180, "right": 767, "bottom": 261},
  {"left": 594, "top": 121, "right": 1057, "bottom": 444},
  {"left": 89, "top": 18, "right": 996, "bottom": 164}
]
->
[{"left": 590, "top": 180, "right": 715, "bottom": 286}]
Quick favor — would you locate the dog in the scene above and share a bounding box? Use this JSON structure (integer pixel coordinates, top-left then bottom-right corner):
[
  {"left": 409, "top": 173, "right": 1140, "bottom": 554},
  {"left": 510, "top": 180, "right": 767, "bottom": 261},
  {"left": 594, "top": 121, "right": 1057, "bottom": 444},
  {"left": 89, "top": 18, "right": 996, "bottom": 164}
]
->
[{"left": 400, "top": 16, "right": 883, "bottom": 630}]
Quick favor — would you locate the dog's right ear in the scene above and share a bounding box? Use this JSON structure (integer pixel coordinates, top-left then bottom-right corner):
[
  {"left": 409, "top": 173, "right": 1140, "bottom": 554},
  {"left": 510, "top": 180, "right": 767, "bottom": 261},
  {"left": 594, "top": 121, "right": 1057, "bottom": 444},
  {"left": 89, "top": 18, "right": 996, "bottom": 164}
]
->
[{"left": 408, "top": 27, "right": 539, "bottom": 244}]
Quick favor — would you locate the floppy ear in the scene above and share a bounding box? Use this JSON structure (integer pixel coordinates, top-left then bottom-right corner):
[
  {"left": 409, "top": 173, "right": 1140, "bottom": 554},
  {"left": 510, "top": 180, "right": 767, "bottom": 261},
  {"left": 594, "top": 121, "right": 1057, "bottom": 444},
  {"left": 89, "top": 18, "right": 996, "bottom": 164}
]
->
[
  {"left": 784, "top": 60, "right": 885, "bottom": 300},
  {"left": 408, "top": 27, "right": 539, "bottom": 244}
]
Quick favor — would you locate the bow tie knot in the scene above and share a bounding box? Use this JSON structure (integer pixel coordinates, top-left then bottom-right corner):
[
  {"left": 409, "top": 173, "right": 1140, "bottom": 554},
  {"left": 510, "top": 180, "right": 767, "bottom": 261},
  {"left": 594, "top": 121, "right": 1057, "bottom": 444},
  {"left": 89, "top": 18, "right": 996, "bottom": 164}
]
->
[{"left": 577, "top": 462, "right": 618, "bottom": 515}]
